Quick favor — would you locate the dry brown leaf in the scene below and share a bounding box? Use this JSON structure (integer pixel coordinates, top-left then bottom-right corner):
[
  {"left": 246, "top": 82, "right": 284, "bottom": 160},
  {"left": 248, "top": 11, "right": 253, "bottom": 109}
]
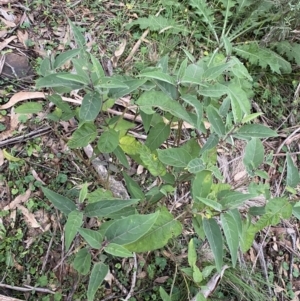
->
[
  {"left": 0, "top": 0, "right": 18, "bottom": 3},
  {"left": 17, "top": 30, "right": 28, "bottom": 48},
  {"left": 154, "top": 276, "right": 169, "bottom": 283},
  {"left": 0, "top": 8, "right": 16, "bottom": 22},
  {"left": 0, "top": 91, "right": 45, "bottom": 109},
  {"left": 0, "top": 29, "right": 7, "bottom": 38},
  {"left": 0, "top": 16, "right": 16, "bottom": 27},
  {"left": 3, "top": 186, "right": 31, "bottom": 210},
  {"left": 31, "top": 169, "right": 46, "bottom": 185},
  {"left": 111, "top": 39, "right": 127, "bottom": 67},
  {"left": 16, "top": 205, "right": 42, "bottom": 230},
  {"left": 0, "top": 35, "right": 16, "bottom": 51},
  {"left": 0, "top": 109, "right": 20, "bottom": 141}
]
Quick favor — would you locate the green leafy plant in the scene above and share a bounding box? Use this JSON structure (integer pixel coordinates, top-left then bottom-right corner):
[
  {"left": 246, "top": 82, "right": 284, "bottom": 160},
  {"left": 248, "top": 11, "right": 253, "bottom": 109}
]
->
[{"left": 36, "top": 8, "right": 300, "bottom": 299}]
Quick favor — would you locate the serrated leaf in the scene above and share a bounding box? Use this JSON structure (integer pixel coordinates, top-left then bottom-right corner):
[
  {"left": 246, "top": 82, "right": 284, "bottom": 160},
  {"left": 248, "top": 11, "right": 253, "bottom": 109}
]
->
[
  {"left": 78, "top": 228, "right": 103, "bottom": 249},
  {"left": 206, "top": 105, "right": 225, "bottom": 136},
  {"left": 202, "top": 61, "right": 234, "bottom": 80},
  {"left": 15, "top": 102, "right": 43, "bottom": 114},
  {"left": 42, "top": 187, "right": 76, "bottom": 215},
  {"left": 243, "top": 138, "right": 264, "bottom": 170},
  {"left": 87, "top": 263, "right": 108, "bottom": 301},
  {"left": 235, "top": 124, "right": 277, "bottom": 138},
  {"left": 68, "top": 122, "right": 97, "bottom": 148},
  {"left": 221, "top": 213, "right": 239, "bottom": 267},
  {"left": 73, "top": 248, "right": 91, "bottom": 275},
  {"left": 79, "top": 91, "right": 102, "bottom": 122},
  {"left": 97, "top": 128, "right": 119, "bottom": 153},
  {"left": 287, "top": 154, "right": 300, "bottom": 188},
  {"left": 145, "top": 122, "right": 170, "bottom": 151},
  {"left": 54, "top": 48, "right": 81, "bottom": 69},
  {"left": 68, "top": 19, "right": 86, "bottom": 48},
  {"left": 104, "top": 243, "right": 133, "bottom": 258},
  {"left": 203, "top": 218, "right": 223, "bottom": 272},
  {"left": 84, "top": 199, "right": 140, "bottom": 218},
  {"left": 124, "top": 207, "right": 182, "bottom": 252},
  {"left": 65, "top": 210, "right": 83, "bottom": 251},
  {"left": 105, "top": 212, "right": 159, "bottom": 245},
  {"left": 230, "top": 56, "right": 252, "bottom": 81}
]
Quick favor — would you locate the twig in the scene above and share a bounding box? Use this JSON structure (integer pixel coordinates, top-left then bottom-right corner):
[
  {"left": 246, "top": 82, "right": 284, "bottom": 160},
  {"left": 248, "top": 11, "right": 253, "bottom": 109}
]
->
[
  {"left": 0, "top": 283, "right": 56, "bottom": 294},
  {"left": 41, "top": 227, "right": 56, "bottom": 274},
  {"left": 124, "top": 253, "right": 137, "bottom": 301}
]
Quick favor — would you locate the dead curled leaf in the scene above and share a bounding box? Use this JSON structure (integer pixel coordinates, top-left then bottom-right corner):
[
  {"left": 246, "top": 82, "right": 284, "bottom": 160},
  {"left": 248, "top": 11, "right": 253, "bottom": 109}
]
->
[
  {"left": 0, "top": 91, "right": 46, "bottom": 109},
  {"left": 16, "top": 205, "right": 42, "bottom": 230},
  {"left": 0, "top": 35, "right": 16, "bottom": 51},
  {"left": 3, "top": 186, "right": 31, "bottom": 210}
]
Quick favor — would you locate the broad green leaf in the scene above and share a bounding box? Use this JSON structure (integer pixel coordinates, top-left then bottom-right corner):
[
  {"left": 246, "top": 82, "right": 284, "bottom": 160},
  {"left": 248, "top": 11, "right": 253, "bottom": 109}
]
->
[
  {"left": 230, "top": 56, "right": 253, "bottom": 81},
  {"left": 181, "top": 94, "right": 203, "bottom": 129},
  {"left": 157, "top": 139, "right": 200, "bottom": 168},
  {"left": 243, "top": 138, "right": 264, "bottom": 170},
  {"left": 181, "top": 63, "right": 205, "bottom": 84},
  {"left": 188, "top": 238, "right": 197, "bottom": 267},
  {"left": 97, "top": 128, "right": 119, "bottom": 153},
  {"left": 36, "top": 74, "right": 84, "bottom": 90},
  {"left": 200, "top": 134, "right": 219, "bottom": 154},
  {"left": 104, "top": 243, "right": 133, "bottom": 258},
  {"left": 187, "top": 158, "right": 205, "bottom": 174},
  {"left": 145, "top": 122, "right": 170, "bottom": 151},
  {"left": 192, "top": 170, "right": 212, "bottom": 200},
  {"left": 140, "top": 111, "right": 153, "bottom": 133},
  {"left": 241, "top": 112, "right": 263, "bottom": 124},
  {"left": 109, "top": 79, "right": 147, "bottom": 99},
  {"left": 84, "top": 199, "right": 140, "bottom": 218},
  {"left": 113, "top": 146, "right": 130, "bottom": 169},
  {"left": 73, "top": 248, "right": 91, "bottom": 275},
  {"left": 78, "top": 228, "right": 103, "bottom": 249},
  {"left": 79, "top": 183, "right": 88, "bottom": 203},
  {"left": 38, "top": 57, "right": 51, "bottom": 76},
  {"left": 177, "top": 57, "right": 188, "bottom": 81},
  {"left": 67, "top": 122, "right": 97, "bottom": 148},
  {"left": 195, "top": 292, "right": 207, "bottom": 301},
  {"left": 197, "top": 197, "right": 222, "bottom": 212},
  {"left": 124, "top": 207, "right": 182, "bottom": 252},
  {"left": 122, "top": 172, "right": 145, "bottom": 200},
  {"left": 140, "top": 145, "right": 166, "bottom": 176},
  {"left": 68, "top": 19, "right": 85, "bottom": 48},
  {"left": 42, "top": 187, "right": 76, "bottom": 215},
  {"left": 227, "top": 83, "right": 251, "bottom": 116},
  {"left": 193, "top": 265, "right": 203, "bottom": 283},
  {"left": 90, "top": 53, "right": 105, "bottom": 79},
  {"left": 235, "top": 124, "right": 277, "bottom": 138},
  {"left": 228, "top": 209, "right": 243, "bottom": 236},
  {"left": 192, "top": 215, "right": 205, "bottom": 240},
  {"left": 287, "top": 154, "right": 300, "bottom": 188},
  {"left": 221, "top": 213, "right": 239, "bottom": 267},
  {"left": 202, "top": 61, "right": 234, "bottom": 80},
  {"left": 79, "top": 91, "right": 102, "bottom": 122},
  {"left": 159, "top": 287, "right": 172, "bottom": 301},
  {"left": 119, "top": 135, "right": 142, "bottom": 155},
  {"left": 65, "top": 210, "right": 83, "bottom": 251},
  {"left": 198, "top": 83, "right": 227, "bottom": 97},
  {"left": 72, "top": 58, "right": 90, "bottom": 80},
  {"left": 105, "top": 212, "right": 159, "bottom": 245},
  {"left": 240, "top": 223, "right": 257, "bottom": 253},
  {"left": 138, "top": 71, "right": 175, "bottom": 85},
  {"left": 292, "top": 203, "right": 300, "bottom": 220},
  {"left": 254, "top": 198, "right": 292, "bottom": 231},
  {"left": 15, "top": 103, "right": 43, "bottom": 114},
  {"left": 218, "top": 191, "right": 257, "bottom": 210},
  {"left": 203, "top": 218, "right": 223, "bottom": 272},
  {"left": 54, "top": 48, "right": 81, "bottom": 69},
  {"left": 56, "top": 73, "right": 89, "bottom": 85},
  {"left": 87, "top": 263, "right": 108, "bottom": 301},
  {"left": 206, "top": 105, "right": 225, "bottom": 136},
  {"left": 136, "top": 91, "right": 195, "bottom": 126},
  {"left": 48, "top": 94, "right": 74, "bottom": 120},
  {"left": 96, "top": 77, "right": 129, "bottom": 89}
]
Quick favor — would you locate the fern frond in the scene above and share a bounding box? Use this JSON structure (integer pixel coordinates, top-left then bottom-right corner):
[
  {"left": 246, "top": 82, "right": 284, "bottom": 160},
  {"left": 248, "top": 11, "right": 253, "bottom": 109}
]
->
[{"left": 233, "top": 43, "right": 291, "bottom": 74}]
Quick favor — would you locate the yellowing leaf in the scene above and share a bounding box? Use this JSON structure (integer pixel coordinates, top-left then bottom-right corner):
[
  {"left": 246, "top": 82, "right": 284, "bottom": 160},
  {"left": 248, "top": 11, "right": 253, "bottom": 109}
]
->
[{"left": 3, "top": 149, "right": 22, "bottom": 162}]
